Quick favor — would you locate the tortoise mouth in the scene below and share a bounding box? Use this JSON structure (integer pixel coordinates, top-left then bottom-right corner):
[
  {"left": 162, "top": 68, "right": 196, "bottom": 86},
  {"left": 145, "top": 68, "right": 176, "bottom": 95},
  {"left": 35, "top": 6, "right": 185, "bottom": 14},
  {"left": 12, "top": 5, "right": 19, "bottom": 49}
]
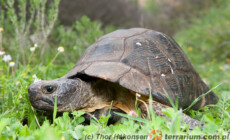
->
[
  {"left": 31, "top": 96, "right": 64, "bottom": 111},
  {"left": 41, "top": 97, "right": 54, "bottom": 106},
  {"left": 31, "top": 100, "right": 55, "bottom": 111}
]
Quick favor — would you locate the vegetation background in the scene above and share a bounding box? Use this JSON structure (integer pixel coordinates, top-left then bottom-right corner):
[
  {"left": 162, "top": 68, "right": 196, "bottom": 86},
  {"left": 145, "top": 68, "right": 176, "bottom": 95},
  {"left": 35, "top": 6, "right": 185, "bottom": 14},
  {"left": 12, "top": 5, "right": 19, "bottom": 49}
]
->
[{"left": 0, "top": 0, "right": 229, "bottom": 139}]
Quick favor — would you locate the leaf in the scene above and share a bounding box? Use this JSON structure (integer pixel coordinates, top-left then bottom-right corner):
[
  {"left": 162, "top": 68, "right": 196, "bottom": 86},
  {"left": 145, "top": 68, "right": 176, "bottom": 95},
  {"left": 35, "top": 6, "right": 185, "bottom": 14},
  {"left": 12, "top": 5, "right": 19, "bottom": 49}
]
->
[
  {"left": 162, "top": 108, "right": 182, "bottom": 134},
  {"left": 148, "top": 92, "right": 156, "bottom": 120},
  {"left": 70, "top": 125, "right": 84, "bottom": 140},
  {"left": 203, "top": 123, "right": 218, "bottom": 134},
  {"left": 8, "top": 91, "right": 13, "bottom": 107},
  {"left": 0, "top": 118, "right": 10, "bottom": 134},
  {"left": 72, "top": 111, "right": 85, "bottom": 125},
  {"left": 169, "top": 111, "right": 182, "bottom": 134},
  {"left": 19, "top": 126, "right": 30, "bottom": 137},
  {"left": 162, "top": 108, "right": 176, "bottom": 119},
  {"left": 63, "top": 112, "right": 70, "bottom": 122},
  {"left": 114, "top": 112, "right": 149, "bottom": 123},
  {"left": 72, "top": 111, "right": 85, "bottom": 118}
]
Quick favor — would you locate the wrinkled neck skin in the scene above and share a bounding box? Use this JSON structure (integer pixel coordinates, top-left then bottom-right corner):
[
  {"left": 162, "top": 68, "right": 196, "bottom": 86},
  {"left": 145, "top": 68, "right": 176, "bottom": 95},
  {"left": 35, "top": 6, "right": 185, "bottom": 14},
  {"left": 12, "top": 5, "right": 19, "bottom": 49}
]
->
[
  {"left": 59, "top": 79, "right": 100, "bottom": 112},
  {"left": 62, "top": 79, "right": 138, "bottom": 114}
]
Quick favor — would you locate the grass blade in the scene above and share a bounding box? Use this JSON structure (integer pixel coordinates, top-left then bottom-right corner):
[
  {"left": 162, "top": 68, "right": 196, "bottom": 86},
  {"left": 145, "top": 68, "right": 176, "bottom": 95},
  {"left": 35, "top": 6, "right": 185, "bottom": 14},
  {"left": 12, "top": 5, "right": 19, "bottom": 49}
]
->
[
  {"left": 163, "top": 88, "right": 177, "bottom": 110},
  {"left": 184, "top": 82, "right": 223, "bottom": 112},
  {"left": 53, "top": 94, "right": 58, "bottom": 122}
]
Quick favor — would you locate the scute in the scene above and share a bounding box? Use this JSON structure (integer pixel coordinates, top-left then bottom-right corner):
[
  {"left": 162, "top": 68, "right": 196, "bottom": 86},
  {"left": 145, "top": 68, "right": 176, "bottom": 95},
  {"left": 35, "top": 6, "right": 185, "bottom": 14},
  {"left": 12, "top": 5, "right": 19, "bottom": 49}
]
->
[
  {"left": 78, "top": 38, "right": 124, "bottom": 64},
  {"left": 119, "top": 68, "right": 151, "bottom": 95},
  {"left": 84, "top": 62, "right": 130, "bottom": 82},
  {"left": 97, "top": 28, "right": 148, "bottom": 41},
  {"left": 64, "top": 28, "right": 218, "bottom": 110}
]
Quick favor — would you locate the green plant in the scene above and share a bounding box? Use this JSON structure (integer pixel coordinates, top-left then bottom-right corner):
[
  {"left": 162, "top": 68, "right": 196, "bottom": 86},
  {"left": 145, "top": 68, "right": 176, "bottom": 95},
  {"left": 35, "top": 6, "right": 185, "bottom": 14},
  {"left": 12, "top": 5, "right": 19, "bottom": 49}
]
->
[
  {"left": 0, "top": 0, "right": 60, "bottom": 64},
  {"left": 175, "top": 1, "right": 230, "bottom": 64}
]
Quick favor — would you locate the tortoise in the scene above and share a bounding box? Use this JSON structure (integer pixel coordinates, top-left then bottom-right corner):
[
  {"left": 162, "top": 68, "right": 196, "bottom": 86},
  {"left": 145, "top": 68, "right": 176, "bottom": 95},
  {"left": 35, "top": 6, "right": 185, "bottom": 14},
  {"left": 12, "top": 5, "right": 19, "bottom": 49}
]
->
[{"left": 28, "top": 28, "right": 218, "bottom": 127}]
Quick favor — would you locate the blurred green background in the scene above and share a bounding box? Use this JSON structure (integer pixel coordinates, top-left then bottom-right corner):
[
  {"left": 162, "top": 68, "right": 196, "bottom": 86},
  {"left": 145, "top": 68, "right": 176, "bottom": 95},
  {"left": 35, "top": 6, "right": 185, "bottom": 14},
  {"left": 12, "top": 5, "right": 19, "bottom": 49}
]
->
[{"left": 0, "top": 0, "right": 230, "bottom": 139}]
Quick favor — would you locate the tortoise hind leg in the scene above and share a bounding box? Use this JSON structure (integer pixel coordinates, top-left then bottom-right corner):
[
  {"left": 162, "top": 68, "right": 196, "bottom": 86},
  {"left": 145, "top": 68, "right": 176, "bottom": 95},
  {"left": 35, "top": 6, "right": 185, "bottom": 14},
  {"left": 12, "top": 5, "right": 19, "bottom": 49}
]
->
[
  {"left": 139, "top": 101, "right": 204, "bottom": 130},
  {"left": 83, "top": 102, "right": 203, "bottom": 130},
  {"left": 182, "top": 113, "right": 204, "bottom": 130}
]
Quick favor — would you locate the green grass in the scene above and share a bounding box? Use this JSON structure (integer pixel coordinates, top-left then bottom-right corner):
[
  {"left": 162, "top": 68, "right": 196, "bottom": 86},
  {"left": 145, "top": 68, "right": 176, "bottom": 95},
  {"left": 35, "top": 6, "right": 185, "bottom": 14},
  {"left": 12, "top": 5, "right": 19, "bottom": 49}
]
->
[{"left": 0, "top": 1, "right": 230, "bottom": 140}]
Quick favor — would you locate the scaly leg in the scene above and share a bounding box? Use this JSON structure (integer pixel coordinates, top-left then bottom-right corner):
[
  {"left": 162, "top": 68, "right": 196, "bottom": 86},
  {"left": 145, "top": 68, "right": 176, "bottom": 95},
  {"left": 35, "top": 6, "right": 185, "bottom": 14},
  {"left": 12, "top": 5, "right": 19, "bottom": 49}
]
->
[{"left": 138, "top": 101, "right": 204, "bottom": 129}]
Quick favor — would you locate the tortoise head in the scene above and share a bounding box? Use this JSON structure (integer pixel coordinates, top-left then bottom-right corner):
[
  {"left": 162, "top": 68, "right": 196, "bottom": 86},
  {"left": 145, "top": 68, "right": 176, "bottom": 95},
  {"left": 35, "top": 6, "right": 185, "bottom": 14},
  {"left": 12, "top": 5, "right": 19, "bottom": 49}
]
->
[{"left": 28, "top": 78, "right": 83, "bottom": 112}]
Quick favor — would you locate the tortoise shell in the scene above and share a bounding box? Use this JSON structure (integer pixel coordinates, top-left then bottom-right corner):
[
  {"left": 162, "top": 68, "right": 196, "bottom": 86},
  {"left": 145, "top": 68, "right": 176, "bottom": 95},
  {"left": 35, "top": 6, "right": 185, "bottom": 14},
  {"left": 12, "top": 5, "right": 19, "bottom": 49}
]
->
[{"left": 64, "top": 28, "right": 218, "bottom": 110}]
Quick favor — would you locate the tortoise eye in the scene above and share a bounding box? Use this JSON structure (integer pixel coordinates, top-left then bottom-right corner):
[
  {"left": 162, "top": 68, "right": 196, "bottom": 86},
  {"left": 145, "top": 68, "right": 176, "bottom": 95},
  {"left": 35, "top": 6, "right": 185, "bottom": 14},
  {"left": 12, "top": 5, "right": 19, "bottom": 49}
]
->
[{"left": 46, "top": 86, "right": 54, "bottom": 93}]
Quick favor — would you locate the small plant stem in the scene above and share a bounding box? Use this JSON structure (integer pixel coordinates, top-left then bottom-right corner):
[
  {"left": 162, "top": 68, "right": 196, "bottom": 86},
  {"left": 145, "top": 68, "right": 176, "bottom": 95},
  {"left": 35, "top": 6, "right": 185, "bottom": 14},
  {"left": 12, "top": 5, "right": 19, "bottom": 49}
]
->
[
  {"left": 10, "top": 67, "right": 15, "bottom": 77},
  {"left": 1, "top": 88, "right": 5, "bottom": 113},
  {"left": 7, "top": 65, "right": 9, "bottom": 77},
  {"left": 136, "top": 95, "right": 151, "bottom": 120},
  {"left": 27, "top": 52, "right": 35, "bottom": 65},
  {"left": 0, "top": 31, "right": 3, "bottom": 64},
  {"left": 0, "top": 31, "right": 2, "bottom": 50},
  {"left": 31, "top": 106, "right": 41, "bottom": 127},
  {"left": 49, "top": 52, "right": 60, "bottom": 66},
  {"left": 85, "top": 112, "right": 99, "bottom": 123}
]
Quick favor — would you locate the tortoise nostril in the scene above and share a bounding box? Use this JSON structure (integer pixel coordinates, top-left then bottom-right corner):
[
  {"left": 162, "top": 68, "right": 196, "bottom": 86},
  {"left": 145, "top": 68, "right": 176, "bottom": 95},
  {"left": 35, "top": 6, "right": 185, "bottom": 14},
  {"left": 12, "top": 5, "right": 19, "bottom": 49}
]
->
[
  {"left": 29, "top": 91, "right": 37, "bottom": 99},
  {"left": 28, "top": 87, "right": 37, "bottom": 100}
]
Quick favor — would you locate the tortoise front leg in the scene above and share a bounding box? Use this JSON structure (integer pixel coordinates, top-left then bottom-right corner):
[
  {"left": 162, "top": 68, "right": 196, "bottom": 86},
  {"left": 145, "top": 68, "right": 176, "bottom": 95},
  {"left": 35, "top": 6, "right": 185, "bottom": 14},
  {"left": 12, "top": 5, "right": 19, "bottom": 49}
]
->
[{"left": 83, "top": 108, "right": 125, "bottom": 125}]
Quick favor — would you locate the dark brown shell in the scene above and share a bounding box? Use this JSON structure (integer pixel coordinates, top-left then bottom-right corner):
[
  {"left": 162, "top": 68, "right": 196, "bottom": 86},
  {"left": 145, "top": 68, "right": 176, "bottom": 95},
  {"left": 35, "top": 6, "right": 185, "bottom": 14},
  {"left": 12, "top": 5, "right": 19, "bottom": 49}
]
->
[{"left": 64, "top": 28, "right": 218, "bottom": 109}]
